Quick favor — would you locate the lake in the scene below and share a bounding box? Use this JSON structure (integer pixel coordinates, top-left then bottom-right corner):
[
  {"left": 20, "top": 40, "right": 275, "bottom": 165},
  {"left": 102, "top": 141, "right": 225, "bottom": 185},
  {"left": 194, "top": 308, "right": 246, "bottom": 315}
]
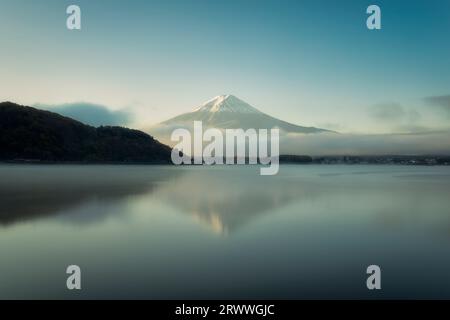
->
[{"left": 1, "top": 164, "right": 450, "bottom": 299}]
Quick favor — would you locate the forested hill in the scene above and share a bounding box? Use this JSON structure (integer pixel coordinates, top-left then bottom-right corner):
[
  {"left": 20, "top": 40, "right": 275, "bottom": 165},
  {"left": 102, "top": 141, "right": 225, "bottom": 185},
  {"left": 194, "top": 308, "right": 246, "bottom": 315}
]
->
[{"left": 0, "top": 102, "right": 172, "bottom": 163}]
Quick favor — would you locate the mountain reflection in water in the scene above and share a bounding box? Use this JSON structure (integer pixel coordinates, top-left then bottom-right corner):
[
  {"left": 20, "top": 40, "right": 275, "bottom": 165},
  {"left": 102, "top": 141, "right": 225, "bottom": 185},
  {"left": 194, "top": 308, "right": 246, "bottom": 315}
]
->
[
  {"left": 2, "top": 165, "right": 450, "bottom": 237},
  {"left": 0, "top": 165, "right": 322, "bottom": 234},
  {"left": 1, "top": 165, "right": 450, "bottom": 299}
]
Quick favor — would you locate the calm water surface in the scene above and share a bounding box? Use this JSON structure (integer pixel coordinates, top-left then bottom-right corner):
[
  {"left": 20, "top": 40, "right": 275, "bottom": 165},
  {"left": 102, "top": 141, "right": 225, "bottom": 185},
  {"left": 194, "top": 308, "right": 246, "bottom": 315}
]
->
[{"left": 1, "top": 164, "right": 450, "bottom": 299}]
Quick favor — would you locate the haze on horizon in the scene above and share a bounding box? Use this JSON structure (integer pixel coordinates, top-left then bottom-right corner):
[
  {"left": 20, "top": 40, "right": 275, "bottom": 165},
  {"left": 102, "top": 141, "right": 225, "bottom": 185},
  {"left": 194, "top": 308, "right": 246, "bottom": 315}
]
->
[{"left": 1, "top": 0, "right": 450, "bottom": 139}]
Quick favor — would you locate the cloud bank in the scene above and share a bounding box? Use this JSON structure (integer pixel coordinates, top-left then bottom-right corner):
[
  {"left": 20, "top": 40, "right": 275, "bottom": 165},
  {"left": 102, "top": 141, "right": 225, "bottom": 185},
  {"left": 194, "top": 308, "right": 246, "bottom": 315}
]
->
[
  {"left": 35, "top": 102, "right": 132, "bottom": 127},
  {"left": 149, "top": 123, "right": 450, "bottom": 156},
  {"left": 367, "top": 102, "right": 422, "bottom": 133},
  {"left": 424, "top": 95, "right": 450, "bottom": 118},
  {"left": 281, "top": 131, "right": 450, "bottom": 156}
]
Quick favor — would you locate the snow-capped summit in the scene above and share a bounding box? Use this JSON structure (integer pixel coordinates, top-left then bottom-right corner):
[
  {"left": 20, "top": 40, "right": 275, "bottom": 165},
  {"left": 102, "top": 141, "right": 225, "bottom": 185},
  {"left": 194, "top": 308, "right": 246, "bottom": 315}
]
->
[
  {"left": 151, "top": 95, "right": 333, "bottom": 142},
  {"left": 194, "top": 95, "right": 261, "bottom": 114}
]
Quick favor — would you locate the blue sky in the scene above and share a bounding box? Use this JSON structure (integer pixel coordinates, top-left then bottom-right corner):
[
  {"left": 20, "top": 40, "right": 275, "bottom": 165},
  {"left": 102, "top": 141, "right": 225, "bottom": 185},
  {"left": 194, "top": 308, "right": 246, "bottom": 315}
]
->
[{"left": 1, "top": 0, "right": 449, "bottom": 133}]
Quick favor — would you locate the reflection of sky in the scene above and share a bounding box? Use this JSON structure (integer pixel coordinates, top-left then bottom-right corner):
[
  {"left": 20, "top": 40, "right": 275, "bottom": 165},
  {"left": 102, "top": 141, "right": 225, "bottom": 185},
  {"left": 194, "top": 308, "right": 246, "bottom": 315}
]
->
[
  {"left": 2, "top": 165, "right": 450, "bottom": 298},
  {"left": 1, "top": 0, "right": 450, "bottom": 132},
  {"left": 3, "top": 165, "right": 450, "bottom": 238}
]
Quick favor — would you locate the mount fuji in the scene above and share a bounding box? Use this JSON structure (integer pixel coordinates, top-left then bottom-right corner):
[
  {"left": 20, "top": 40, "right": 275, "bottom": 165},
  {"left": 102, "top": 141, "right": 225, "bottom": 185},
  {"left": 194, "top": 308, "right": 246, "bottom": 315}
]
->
[{"left": 151, "top": 95, "right": 332, "bottom": 141}]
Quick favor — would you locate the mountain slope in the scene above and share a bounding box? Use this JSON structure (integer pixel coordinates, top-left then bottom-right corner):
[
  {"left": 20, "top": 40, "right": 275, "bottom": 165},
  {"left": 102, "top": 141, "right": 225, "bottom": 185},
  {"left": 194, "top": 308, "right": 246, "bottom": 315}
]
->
[
  {"left": 0, "top": 102, "right": 172, "bottom": 163},
  {"left": 157, "top": 95, "right": 332, "bottom": 134}
]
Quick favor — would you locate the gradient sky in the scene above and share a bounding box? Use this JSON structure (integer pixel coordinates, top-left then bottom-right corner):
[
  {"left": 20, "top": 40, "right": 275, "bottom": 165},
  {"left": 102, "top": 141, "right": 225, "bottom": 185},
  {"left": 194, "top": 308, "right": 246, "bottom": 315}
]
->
[{"left": 1, "top": 0, "right": 449, "bottom": 133}]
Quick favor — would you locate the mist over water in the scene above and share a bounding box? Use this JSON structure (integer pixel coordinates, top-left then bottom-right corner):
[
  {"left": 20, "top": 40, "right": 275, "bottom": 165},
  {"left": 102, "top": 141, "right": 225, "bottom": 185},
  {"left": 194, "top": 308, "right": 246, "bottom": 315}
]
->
[{"left": 1, "top": 164, "right": 450, "bottom": 299}]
